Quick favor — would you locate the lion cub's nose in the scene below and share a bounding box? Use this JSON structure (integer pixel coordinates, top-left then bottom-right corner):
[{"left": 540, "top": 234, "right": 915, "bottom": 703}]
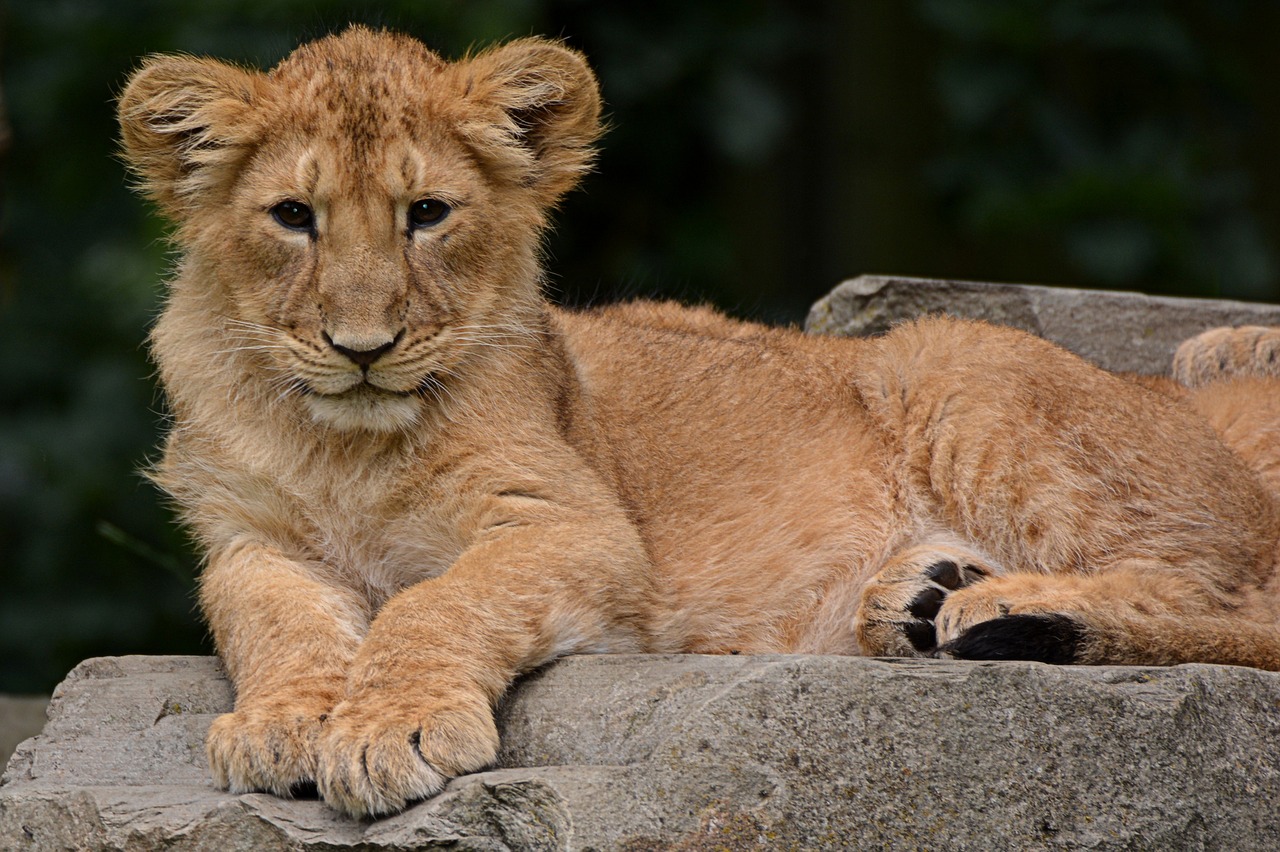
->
[{"left": 324, "top": 330, "right": 402, "bottom": 368}]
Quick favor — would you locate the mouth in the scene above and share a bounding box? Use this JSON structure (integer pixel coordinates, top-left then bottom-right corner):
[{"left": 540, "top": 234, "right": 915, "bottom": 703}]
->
[
  {"left": 298, "top": 376, "right": 418, "bottom": 400},
  {"left": 297, "top": 379, "right": 425, "bottom": 433}
]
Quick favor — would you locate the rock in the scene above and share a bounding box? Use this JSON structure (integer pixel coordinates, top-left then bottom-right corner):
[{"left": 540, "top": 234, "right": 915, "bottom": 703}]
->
[
  {"left": 0, "top": 696, "right": 47, "bottom": 770},
  {"left": 4, "top": 654, "right": 1280, "bottom": 850},
  {"left": 806, "top": 275, "right": 1280, "bottom": 374}
]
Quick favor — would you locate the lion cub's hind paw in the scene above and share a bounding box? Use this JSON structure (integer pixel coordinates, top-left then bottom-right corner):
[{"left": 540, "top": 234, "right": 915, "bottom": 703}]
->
[
  {"left": 857, "top": 552, "right": 990, "bottom": 657},
  {"left": 902, "top": 561, "right": 982, "bottom": 651},
  {"left": 939, "top": 613, "right": 1086, "bottom": 665}
]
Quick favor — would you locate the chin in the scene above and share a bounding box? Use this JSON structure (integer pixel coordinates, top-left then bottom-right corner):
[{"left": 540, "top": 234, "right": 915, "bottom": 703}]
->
[{"left": 302, "top": 385, "right": 423, "bottom": 433}]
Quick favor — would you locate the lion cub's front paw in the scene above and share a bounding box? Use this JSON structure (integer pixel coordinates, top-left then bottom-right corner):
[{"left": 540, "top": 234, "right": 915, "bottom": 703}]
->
[
  {"left": 316, "top": 690, "right": 499, "bottom": 818},
  {"left": 206, "top": 694, "right": 334, "bottom": 797},
  {"left": 1173, "top": 326, "right": 1280, "bottom": 387},
  {"left": 856, "top": 547, "right": 991, "bottom": 656}
]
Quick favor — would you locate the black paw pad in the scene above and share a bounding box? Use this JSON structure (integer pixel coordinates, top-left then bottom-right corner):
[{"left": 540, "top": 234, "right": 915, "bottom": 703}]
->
[
  {"left": 940, "top": 614, "right": 1085, "bottom": 665},
  {"left": 925, "top": 560, "right": 962, "bottom": 589},
  {"left": 902, "top": 560, "right": 987, "bottom": 653},
  {"left": 907, "top": 586, "right": 946, "bottom": 621},
  {"left": 903, "top": 619, "right": 938, "bottom": 653},
  {"left": 924, "top": 560, "right": 985, "bottom": 590}
]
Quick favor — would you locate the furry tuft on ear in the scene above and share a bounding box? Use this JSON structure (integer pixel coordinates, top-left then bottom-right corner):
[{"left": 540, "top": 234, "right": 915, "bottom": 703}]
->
[
  {"left": 455, "top": 38, "right": 603, "bottom": 207},
  {"left": 117, "top": 56, "right": 265, "bottom": 217}
]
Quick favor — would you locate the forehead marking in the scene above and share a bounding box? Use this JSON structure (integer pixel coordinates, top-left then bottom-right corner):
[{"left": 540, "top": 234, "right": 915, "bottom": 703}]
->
[
  {"left": 400, "top": 152, "right": 419, "bottom": 188},
  {"left": 301, "top": 153, "right": 320, "bottom": 197}
]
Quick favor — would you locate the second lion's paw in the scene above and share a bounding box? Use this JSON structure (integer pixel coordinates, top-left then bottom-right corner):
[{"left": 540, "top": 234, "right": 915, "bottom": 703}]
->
[
  {"left": 1173, "top": 325, "right": 1280, "bottom": 387},
  {"left": 206, "top": 690, "right": 335, "bottom": 799}
]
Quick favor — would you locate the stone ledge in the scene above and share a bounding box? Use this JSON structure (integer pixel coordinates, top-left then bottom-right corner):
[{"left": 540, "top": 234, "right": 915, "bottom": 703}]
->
[
  {"left": 3, "top": 654, "right": 1280, "bottom": 850},
  {"left": 806, "top": 275, "right": 1280, "bottom": 373}
]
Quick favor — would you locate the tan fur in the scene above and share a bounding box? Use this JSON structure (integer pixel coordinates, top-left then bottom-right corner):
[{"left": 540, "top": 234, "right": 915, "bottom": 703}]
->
[
  {"left": 1173, "top": 325, "right": 1280, "bottom": 387},
  {"left": 118, "top": 26, "right": 1280, "bottom": 818}
]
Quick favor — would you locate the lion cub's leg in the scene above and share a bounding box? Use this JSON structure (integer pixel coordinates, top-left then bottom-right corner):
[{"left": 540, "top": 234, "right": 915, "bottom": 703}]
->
[
  {"left": 930, "top": 562, "right": 1215, "bottom": 665},
  {"left": 201, "top": 540, "right": 368, "bottom": 799},
  {"left": 851, "top": 317, "right": 1280, "bottom": 669},
  {"left": 312, "top": 501, "right": 655, "bottom": 818},
  {"left": 1173, "top": 325, "right": 1280, "bottom": 387},
  {"left": 932, "top": 563, "right": 1280, "bottom": 669},
  {"left": 855, "top": 543, "right": 993, "bottom": 656}
]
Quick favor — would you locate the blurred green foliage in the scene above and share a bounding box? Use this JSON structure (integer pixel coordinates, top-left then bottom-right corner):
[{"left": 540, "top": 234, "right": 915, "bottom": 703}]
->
[
  {"left": 923, "top": 0, "right": 1278, "bottom": 297},
  {"left": 1, "top": 0, "right": 1277, "bottom": 693}
]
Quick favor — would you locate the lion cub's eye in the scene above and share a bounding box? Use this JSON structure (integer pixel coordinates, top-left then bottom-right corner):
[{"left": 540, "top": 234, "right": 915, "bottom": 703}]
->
[
  {"left": 271, "top": 200, "right": 314, "bottom": 232},
  {"left": 408, "top": 198, "right": 451, "bottom": 230}
]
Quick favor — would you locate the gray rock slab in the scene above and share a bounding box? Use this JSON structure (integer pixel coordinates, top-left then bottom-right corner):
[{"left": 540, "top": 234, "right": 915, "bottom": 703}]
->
[
  {"left": 4, "top": 654, "right": 1280, "bottom": 850},
  {"left": 0, "top": 696, "right": 48, "bottom": 770},
  {"left": 806, "top": 275, "right": 1280, "bottom": 374}
]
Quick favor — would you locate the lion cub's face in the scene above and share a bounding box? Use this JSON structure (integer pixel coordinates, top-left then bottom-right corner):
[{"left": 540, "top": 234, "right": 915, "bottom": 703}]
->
[
  {"left": 224, "top": 96, "right": 504, "bottom": 433},
  {"left": 119, "top": 27, "right": 602, "bottom": 432}
]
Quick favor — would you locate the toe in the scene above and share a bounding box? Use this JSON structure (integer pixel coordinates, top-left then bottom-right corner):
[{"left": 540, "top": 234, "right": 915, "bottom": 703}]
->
[{"left": 907, "top": 585, "right": 945, "bottom": 620}]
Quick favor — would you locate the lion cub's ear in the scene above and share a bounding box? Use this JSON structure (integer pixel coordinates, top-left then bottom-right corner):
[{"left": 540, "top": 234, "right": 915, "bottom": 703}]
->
[
  {"left": 455, "top": 38, "right": 603, "bottom": 207},
  {"left": 118, "top": 56, "right": 265, "bottom": 217}
]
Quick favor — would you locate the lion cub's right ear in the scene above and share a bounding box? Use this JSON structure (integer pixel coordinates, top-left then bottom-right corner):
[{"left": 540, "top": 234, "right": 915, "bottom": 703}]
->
[{"left": 118, "top": 56, "right": 265, "bottom": 217}]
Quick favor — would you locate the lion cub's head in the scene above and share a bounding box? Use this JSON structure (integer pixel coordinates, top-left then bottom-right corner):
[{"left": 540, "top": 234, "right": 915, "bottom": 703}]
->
[{"left": 119, "top": 26, "right": 601, "bottom": 432}]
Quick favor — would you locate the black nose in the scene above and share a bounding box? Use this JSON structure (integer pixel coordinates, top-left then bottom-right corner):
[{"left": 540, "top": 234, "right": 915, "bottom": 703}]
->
[{"left": 324, "top": 331, "right": 401, "bottom": 368}]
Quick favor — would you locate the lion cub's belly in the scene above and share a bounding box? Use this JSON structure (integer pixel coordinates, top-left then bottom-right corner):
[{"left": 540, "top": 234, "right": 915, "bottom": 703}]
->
[
  {"left": 560, "top": 310, "right": 903, "bottom": 654},
  {"left": 643, "top": 447, "right": 900, "bottom": 656}
]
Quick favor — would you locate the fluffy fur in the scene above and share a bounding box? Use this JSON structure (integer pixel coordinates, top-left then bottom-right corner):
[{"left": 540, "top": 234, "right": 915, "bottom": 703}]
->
[{"left": 118, "top": 26, "right": 1280, "bottom": 818}]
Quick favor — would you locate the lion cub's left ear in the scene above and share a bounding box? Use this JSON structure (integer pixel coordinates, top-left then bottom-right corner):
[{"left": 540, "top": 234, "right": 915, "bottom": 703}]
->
[{"left": 455, "top": 38, "right": 603, "bottom": 207}]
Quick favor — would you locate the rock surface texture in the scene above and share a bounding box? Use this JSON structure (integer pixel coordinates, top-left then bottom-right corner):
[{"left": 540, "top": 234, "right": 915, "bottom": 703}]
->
[
  {"left": 3, "top": 654, "right": 1280, "bottom": 850},
  {"left": 6, "top": 280, "right": 1280, "bottom": 850},
  {"left": 807, "top": 275, "right": 1280, "bottom": 374}
]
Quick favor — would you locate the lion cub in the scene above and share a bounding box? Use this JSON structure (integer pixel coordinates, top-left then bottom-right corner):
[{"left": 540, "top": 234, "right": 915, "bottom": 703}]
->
[{"left": 118, "top": 26, "right": 1280, "bottom": 818}]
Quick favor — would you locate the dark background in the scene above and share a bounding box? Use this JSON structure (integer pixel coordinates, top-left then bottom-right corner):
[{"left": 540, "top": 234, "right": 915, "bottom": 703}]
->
[{"left": 2, "top": 0, "right": 1278, "bottom": 693}]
